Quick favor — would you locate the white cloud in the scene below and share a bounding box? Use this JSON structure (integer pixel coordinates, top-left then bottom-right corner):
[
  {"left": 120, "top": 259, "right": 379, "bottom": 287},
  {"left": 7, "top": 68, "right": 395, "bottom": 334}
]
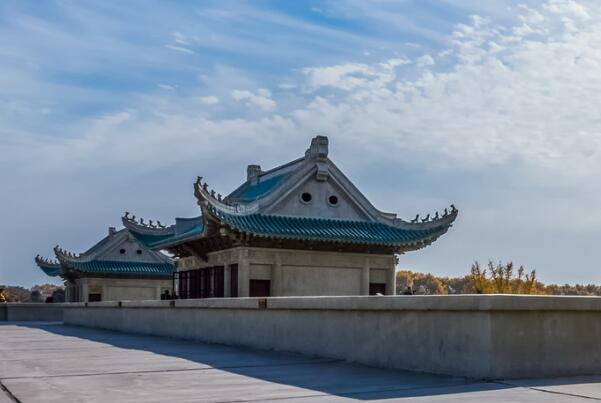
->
[
  {"left": 416, "top": 54, "right": 435, "bottom": 67},
  {"left": 303, "top": 57, "right": 409, "bottom": 91},
  {"left": 197, "top": 96, "right": 219, "bottom": 105},
  {"left": 231, "top": 89, "right": 276, "bottom": 111},
  {"left": 278, "top": 83, "right": 297, "bottom": 90},
  {"left": 165, "top": 44, "right": 195, "bottom": 54}
]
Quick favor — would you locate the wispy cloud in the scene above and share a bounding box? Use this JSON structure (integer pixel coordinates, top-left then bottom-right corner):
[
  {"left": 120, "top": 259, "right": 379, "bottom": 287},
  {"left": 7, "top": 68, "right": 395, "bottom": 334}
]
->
[
  {"left": 164, "top": 44, "right": 195, "bottom": 54},
  {"left": 231, "top": 89, "right": 276, "bottom": 111}
]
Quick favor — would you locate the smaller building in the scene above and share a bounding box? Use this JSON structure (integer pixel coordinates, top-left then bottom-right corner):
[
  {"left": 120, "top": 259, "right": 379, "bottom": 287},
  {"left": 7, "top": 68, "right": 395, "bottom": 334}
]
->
[{"left": 35, "top": 227, "right": 174, "bottom": 302}]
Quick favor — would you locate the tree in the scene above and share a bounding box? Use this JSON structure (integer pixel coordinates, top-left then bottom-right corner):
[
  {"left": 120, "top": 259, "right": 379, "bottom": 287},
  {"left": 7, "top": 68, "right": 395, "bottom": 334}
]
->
[{"left": 0, "top": 288, "right": 8, "bottom": 303}]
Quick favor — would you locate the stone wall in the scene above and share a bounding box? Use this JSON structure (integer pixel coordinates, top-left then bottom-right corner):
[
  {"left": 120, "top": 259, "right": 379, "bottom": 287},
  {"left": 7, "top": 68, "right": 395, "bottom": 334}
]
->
[
  {"left": 63, "top": 295, "right": 601, "bottom": 379},
  {"left": 1, "top": 303, "right": 79, "bottom": 321}
]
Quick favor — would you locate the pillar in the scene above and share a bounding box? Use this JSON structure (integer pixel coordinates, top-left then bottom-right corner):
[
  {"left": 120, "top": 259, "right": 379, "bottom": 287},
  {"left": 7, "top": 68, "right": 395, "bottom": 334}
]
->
[
  {"left": 238, "top": 248, "right": 250, "bottom": 297},
  {"left": 81, "top": 280, "right": 89, "bottom": 303},
  {"left": 361, "top": 257, "right": 370, "bottom": 295},
  {"left": 223, "top": 264, "right": 231, "bottom": 298},
  {"left": 386, "top": 258, "right": 396, "bottom": 295},
  {"left": 271, "top": 253, "right": 282, "bottom": 296}
]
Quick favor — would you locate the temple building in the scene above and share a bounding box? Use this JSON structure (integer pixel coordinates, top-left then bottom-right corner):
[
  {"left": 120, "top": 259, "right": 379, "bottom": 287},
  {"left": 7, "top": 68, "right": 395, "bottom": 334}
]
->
[
  {"left": 124, "top": 136, "right": 457, "bottom": 299},
  {"left": 35, "top": 227, "right": 174, "bottom": 302}
]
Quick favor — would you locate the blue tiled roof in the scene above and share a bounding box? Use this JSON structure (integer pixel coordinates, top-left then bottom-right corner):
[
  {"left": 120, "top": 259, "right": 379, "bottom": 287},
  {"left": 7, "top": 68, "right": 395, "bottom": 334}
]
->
[
  {"left": 38, "top": 264, "right": 62, "bottom": 277},
  {"left": 229, "top": 174, "right": 287, "bottom": 202},
  {"left": 66, "top": 260, "right": 174, "bottom": 276},
  {"left": 217, "top": 213, "right": 446, "bottom": 246},
  {"left": 132, "top": 224, "right": 203, "bottom": 248}
]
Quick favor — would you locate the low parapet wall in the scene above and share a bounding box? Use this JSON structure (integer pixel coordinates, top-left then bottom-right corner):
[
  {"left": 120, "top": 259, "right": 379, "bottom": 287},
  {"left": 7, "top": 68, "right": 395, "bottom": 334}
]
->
[
  {"left": 63, "top": 295, "right": 601, "bottom": 379},
  {"left": 1, "top": 303, "right": 79, "bottom": 322}
]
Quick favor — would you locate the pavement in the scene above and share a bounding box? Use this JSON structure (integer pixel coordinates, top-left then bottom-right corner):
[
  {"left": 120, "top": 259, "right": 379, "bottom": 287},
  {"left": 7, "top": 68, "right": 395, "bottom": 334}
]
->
[{"left": 1, "top": 323, "right": 601, "bottom": 402}]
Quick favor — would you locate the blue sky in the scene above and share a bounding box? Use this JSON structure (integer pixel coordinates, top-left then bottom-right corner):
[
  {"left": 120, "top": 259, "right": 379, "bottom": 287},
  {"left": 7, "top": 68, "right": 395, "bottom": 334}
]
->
[{"left": 1, "top": 0, "right": 600, "bottom": 287}]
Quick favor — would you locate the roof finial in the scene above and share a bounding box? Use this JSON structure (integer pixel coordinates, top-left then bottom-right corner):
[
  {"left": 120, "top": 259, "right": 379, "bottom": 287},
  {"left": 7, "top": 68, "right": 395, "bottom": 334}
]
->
[
  {"left": 433, "top": 211, "right": 439, "bottom": 220},
  {"left": 124, "top": 211, "right": 130, "bottom": 219},
  {"left": 306, "top": 135, "right": 329, "bottom": 161},
  {"left": 411, "top": 214, "right": 419, "bottom": 223},
  {"left": 443, "top": 208, "right": 448, "bottom": 217},
  {"left": 421, "top": 214, "right": 430, "bottom": 223},
  {"left": 247, "top": 165, "right": 262, "bottom": 183}
]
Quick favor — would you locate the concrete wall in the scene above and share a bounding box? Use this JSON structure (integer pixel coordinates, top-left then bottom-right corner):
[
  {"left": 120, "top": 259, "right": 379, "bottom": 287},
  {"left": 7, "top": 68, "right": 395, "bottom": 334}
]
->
[
  {"left": 178, "top": 247, "right": 396, "bottom": 297},
  {"left": 69, "top": 277, "right": 172, "bottom": 302},
  {"left": 64, "top": 295, "right": 601, "bottom": 379},
  {"left": 1, "top": 303, "right": 79, "bottom": 321}
]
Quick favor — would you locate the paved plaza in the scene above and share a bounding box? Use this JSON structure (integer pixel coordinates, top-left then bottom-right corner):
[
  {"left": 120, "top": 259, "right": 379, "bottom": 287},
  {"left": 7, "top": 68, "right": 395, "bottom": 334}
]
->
[{"left": 1, "top": 323, "right": 600, "bottom": 402}]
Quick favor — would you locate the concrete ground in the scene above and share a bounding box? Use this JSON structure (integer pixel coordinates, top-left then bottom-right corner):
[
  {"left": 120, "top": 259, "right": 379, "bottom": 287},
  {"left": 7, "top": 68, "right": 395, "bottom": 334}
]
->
[{"left": 1, "top": 323, "right": 600, "bottom": 402}]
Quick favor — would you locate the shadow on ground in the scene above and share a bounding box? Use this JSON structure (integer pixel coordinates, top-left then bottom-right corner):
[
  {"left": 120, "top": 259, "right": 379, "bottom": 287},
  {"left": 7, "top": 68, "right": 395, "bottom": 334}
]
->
[{"left": 2, "top": 322, "right": 524, "bottom": 401}]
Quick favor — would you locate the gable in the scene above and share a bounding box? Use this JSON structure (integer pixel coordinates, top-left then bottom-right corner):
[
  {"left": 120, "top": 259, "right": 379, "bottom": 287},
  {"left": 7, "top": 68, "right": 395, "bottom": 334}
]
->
[
  {"left": 95, "top": 232, "right": 168, "bottom": 263},
  {"left": 265, "top": 171, "right": 372, "bottom": 221}
]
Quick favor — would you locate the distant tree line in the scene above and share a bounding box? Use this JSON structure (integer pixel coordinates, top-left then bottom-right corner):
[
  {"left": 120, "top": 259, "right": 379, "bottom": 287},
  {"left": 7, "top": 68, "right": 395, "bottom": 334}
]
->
[
  {"left": 0, "top": 284, "right": 64, "bottom": 303},
  {"left": 397, "top": 261, "right": 601, "bottom": 296}
]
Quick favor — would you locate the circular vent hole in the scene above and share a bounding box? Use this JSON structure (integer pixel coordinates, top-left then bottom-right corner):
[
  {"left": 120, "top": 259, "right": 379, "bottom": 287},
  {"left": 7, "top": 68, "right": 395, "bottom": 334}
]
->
[
  {"left": 136, "top": 249, "right": 142, "bottom": 255},
  {"left": 301, "top": 192, "right": 312, "bottom": 203},
  {"left": 329, "top": 195, "right": 339, "bottom": 205},
  {"left": 119, "top": 249, "right": 126, "bottom": 254}
]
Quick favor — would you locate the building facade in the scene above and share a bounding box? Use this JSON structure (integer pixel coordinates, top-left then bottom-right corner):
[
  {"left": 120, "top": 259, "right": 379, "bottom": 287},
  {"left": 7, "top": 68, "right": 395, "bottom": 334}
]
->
[
  {"left": 124, "top": 136, "right": 457, "bottom": 298},
  {"left": 35, "top": 227, "right": 174, "bottom": 302}
]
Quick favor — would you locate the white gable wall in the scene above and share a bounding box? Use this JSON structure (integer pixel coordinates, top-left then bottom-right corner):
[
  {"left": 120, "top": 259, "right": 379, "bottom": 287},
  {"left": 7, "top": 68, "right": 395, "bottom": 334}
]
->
[
  {"left": 266, "top": 175, "right": 370, "bottom": 220},
  {"left": 97, "top": 234, "right": 167, "bottom": 263}
]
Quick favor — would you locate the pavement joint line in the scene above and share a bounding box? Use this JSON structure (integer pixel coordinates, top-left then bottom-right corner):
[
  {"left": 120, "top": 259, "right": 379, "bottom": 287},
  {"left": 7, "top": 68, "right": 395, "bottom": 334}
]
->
[
  {"left": 206, "top": 380, "right": 482, "bottom": 403},
  {"left": 0, "top": 359, "right": 344, "bottom": 380},
  {"left": 495, "top": 381, "right": 601, "bottom": 401},
  {"left": 0, "top": 380, "right": 21, "bottom": 403}
]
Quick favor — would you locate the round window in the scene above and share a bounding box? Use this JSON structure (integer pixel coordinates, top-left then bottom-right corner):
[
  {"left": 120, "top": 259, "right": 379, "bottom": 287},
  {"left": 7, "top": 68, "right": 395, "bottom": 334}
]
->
[
  {"left": 328, "top": 195, "right": 339, "bottom": 206},
  {"left": 119, "top": 248, "right": 126, "bottom": 254},
  {"left": 136, "top": 249, "right": 142, "bottom": 255},
  {"left": 300, "top": 192, "right": 313, "bottom": 203}
]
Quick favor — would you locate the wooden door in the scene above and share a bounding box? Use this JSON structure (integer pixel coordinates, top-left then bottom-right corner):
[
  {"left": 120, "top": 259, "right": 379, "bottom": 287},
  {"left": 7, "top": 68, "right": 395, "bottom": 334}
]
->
[{"left": 249, "top": 280, "right": 271, "bottom": 297}]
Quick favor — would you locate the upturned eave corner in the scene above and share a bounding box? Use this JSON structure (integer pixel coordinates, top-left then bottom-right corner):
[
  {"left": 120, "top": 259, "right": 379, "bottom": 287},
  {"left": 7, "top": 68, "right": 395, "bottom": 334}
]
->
[
  {"left": 122, "top": 211, "right": 174, "bottom": 235},
  {"left": 392, "top": 204, "right": 459, "bottom": 230}
]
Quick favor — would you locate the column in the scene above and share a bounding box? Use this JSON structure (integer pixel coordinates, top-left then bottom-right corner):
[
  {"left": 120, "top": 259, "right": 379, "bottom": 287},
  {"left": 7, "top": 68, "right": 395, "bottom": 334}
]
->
[
  {"left": 361, "top": 257, "right": 370, "bottom": 295},
  {"left": 223, "top": 264, "right": 231, "bottom": 298},
  {"left": 81, "top": 280, "right": 89, "bottom": 303},
  {"left": 386, "top": 258, "right": 396, "bottom": 295},
  {"left": 238, "top": 248, "right": 250, "bottom": 297},
  {"left": 155, "top": 286, "right": 162, "bottom": 300},
  {"left": 271, "top": 253, "right": 282, "bottom": 296}
]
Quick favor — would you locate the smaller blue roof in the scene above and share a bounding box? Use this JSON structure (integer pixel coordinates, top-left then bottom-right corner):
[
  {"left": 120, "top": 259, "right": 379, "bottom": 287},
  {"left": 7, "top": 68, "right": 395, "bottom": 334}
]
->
[
  {"left": 35, "top": 256, "right": 62, "bottom": 277},
  {"left": 65, "top": 260, "right": 174, "bottom": 276},
  {"left": 132, "top": 223, "right": 204, "bottom": 249}
]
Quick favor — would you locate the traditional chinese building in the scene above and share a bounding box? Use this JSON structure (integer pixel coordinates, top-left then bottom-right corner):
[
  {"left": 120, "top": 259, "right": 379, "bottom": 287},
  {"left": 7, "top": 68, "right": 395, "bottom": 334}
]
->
[
  {"left": 35, "top": 227, "right": 174, "bottom": 302},
  {"left": 123, "top": 136, "right": 457, "bottom": 298}
]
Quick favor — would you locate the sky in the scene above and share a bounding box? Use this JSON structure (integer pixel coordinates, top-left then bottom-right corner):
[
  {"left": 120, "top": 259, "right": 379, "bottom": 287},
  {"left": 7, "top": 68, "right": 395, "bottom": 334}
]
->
[{"left": 1, "top": 0, "right": 600, "bottom": 287}]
